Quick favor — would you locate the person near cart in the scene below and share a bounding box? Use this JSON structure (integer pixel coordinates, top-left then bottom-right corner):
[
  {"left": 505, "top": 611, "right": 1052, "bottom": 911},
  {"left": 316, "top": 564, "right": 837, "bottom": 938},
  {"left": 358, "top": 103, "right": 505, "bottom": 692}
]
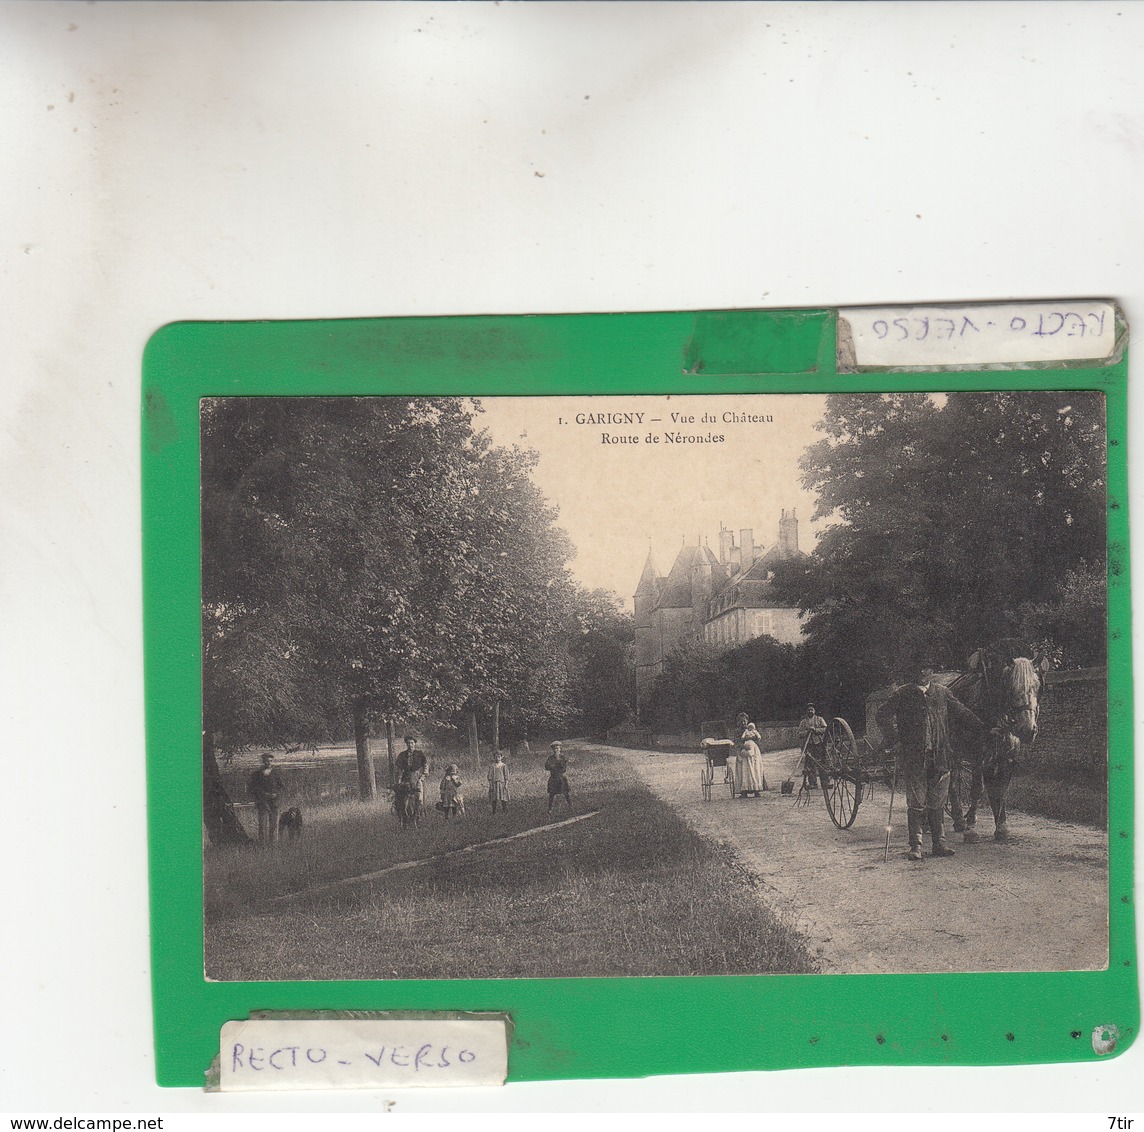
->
[
  {"left": 876, "top": 664, "right": 987, "bottom": 861},
  {"left": 798, "top": 704, "right": 827, "bottom": 788}
]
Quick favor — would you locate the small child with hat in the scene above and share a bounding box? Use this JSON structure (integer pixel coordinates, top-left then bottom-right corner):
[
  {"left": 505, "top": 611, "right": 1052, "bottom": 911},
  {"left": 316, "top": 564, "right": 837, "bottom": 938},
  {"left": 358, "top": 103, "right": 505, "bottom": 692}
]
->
[
  {"left": 439, "top": 764, "right": 465, "bottom": 820},
  {"left": 544, "top": 741, "right": 571, "bottom": 814}
]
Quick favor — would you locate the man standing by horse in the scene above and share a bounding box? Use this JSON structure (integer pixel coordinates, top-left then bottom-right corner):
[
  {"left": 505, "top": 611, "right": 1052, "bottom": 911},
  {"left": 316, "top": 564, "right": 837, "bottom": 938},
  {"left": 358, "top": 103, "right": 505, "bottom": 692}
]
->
[{"left": 877, "top": 664, "right": 989, "bottom": 861}]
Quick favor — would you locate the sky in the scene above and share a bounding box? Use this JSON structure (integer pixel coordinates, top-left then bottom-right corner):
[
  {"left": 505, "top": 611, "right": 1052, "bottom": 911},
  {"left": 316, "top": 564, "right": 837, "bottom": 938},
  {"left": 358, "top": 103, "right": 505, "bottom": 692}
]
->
[{"left": 476, "top": 394, "right": 829, "bottom": 607}]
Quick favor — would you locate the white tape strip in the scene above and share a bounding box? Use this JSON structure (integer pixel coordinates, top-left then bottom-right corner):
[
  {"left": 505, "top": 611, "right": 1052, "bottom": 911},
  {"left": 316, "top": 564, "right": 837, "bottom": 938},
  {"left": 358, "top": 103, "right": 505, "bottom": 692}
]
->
[
  {"left": 219, "top": 1018, "right": 508, "bottom": 1091},
  {"left": 840, "top": 302, "right": 1116, "bottom": 367}
]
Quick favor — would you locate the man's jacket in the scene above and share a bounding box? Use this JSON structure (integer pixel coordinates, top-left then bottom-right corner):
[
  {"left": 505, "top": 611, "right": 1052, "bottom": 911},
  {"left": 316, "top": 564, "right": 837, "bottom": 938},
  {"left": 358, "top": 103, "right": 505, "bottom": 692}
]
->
[{"left": 876, "top": 682, "right": 985, "bottom": 773}]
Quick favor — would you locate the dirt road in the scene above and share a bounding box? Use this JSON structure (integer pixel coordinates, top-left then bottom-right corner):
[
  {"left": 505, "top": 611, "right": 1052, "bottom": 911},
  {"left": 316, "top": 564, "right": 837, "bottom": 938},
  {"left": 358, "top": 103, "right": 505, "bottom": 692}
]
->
[{"left": 599, "top": 742, "right": 1108, "bottom": 974}]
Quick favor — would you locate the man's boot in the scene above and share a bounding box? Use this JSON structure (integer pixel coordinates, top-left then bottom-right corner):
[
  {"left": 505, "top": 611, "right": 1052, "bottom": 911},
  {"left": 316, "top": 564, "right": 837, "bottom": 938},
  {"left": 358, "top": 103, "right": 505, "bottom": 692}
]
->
[
  {"left": 907, "top": 808, "right": 925, "bottom": 861},
  {"left": 929, "top": 808, "right": 956, "bottom": 857}
]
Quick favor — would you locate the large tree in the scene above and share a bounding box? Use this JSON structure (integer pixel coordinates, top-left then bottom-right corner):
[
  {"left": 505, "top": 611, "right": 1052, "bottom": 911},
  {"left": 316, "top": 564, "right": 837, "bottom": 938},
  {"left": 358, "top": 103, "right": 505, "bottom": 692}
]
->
[
  {"left": 200, "top": 397, "right": 583, "bottom": 842},
  {"left": 644, "top": 643, "right": 725, "bottom": 732},
  {"left": 435, "top": 439, "right": 581, "bottom": 749},
  {"left": 202, "top": 398, "right": 478, "bottom": 804}
]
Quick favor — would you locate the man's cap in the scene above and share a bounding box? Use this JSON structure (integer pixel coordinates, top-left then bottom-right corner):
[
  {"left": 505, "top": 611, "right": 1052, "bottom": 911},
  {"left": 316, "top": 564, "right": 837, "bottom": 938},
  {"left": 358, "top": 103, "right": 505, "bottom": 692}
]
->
[
  {"left": 404, "top": 734, "right": 417, "bottom": 742},
  {"left": 805, "top": 703, "right": 816, "bottom": 711},
  {"left": 550, "top": 740, "right": 562, "bottom": 748}
]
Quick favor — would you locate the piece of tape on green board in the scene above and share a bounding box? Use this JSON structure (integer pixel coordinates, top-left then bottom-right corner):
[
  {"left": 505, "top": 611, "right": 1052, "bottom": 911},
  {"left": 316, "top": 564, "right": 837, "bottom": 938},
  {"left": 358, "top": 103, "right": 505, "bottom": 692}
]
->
[
  {"left": 144, "top": 304, "right": 1136, "bottom": 1088},
  {"left": 682, "top": 309, "right": 830, "bottom": 375}
]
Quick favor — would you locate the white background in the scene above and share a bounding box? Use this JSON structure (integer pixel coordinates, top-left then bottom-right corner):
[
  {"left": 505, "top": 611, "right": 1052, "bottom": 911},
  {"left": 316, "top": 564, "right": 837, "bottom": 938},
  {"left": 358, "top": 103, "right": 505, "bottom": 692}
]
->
[{"left": 2, "top": 0, "right": 1141, "bottom": 1116}]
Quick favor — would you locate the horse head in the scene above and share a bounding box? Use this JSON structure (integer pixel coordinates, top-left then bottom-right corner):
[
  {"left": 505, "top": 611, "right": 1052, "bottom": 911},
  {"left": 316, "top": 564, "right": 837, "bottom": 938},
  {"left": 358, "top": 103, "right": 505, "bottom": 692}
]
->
[
  {"left": 970, "top": 644, "right": 1049, "bottom": 745},
  {"left": 1001, "top": 655, "right": 1048, "bottom": 743},
  {"left": 956, "top": 642, "right": 1048, "bottom": 838}
]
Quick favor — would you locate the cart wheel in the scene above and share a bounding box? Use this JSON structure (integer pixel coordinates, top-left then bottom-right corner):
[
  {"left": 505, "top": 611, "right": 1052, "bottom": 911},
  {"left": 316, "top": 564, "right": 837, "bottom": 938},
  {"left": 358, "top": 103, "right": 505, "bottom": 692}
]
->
[
  {"left": 821, "top": 717, "right": 862, "bottom": 829},
  {"left": 701, "top": 766, "right": 712, "bottom": 802}
]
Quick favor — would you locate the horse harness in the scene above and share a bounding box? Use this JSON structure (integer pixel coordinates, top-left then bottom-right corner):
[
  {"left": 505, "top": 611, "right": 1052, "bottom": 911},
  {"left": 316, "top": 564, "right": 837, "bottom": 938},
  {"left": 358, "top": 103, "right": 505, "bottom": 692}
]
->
[{"left": 956, "top": 644, "right": 1044, "bottom": 773}]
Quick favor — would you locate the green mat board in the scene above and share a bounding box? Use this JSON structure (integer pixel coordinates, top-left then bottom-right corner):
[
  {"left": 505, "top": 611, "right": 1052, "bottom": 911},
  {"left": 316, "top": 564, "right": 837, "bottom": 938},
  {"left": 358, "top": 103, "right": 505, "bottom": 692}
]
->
[{"left": 143, "top": 305, "right": 1135, "bottom": 1087}]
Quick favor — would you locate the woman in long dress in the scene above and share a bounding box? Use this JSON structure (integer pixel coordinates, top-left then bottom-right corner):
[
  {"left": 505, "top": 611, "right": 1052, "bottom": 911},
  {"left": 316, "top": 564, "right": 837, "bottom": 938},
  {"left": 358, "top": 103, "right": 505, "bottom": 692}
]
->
[{"left": 733, "top": 713, "right": 767, "bottom": 798}]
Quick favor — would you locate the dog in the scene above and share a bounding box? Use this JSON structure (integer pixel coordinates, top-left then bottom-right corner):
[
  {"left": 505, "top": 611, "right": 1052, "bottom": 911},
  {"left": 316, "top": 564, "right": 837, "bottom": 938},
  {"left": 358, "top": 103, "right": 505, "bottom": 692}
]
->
[{"left": 277, "top": 806, "right": 304, "bottom": 840}]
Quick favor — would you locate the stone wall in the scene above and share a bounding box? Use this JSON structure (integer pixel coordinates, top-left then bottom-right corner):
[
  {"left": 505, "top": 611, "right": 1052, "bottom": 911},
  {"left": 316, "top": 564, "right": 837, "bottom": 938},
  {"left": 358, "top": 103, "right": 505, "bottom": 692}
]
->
[
  {"left": 753, "top": 721, "right": 802, "bottom": 751},
  {"left": 1035, "top": 667, "right": 1107, "bottom": 778},
  {"left": 650, "top": 720, "right": 800, "bottom": 753},
  {"left": 643, "top": 668, "right": 1108, "bottom": 766},
  {"left": 863, "top": 667, "right": 1107, "bottom": 779}
]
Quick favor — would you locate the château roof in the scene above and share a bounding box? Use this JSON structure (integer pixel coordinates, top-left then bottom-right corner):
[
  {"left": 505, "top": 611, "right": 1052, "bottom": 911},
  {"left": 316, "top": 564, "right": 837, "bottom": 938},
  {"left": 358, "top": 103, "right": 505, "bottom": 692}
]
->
[
  {"left": 634, "top": 549, "right": 661, "bottom": 597},
  {"left": 706, "top": 540, "right": 805, "bottom": 612},
  {"left": 635, "top": 514, "right": 807, "bottom": 618},
  {"left": 656, "top": 544, "right": 721, "bottom": 609},
  {"left": 755, "top": 539, "right": 801, "bottom": 573},
  {"left": 709, "top": 578, "right": 790, "bottom": 612}
]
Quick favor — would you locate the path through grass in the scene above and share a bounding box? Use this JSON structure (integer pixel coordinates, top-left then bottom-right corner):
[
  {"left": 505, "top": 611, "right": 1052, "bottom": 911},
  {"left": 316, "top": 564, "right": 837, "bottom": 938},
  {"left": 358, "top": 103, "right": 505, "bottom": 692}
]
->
[{"left": 205, "top": 743, "right": 819, "bottom": 981}]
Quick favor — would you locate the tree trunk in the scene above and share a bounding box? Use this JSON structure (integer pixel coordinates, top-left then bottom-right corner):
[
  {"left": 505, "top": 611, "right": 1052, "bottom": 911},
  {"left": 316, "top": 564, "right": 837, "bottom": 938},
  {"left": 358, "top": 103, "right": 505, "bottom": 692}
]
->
[
  {"left": 385, "top": 717, "right": 397, "bottom": 786},
  {"left": 492, "top": 699, "right": 501, "bottom": 754},
  {"left": 202, "top": 731, "right": 251, "bottom": 847},
  {"left": 353, "top": 701, "right": 377, "bottom": 801},
  {"left": 469, "top": 710, "right": 480, "bottom": 768}
]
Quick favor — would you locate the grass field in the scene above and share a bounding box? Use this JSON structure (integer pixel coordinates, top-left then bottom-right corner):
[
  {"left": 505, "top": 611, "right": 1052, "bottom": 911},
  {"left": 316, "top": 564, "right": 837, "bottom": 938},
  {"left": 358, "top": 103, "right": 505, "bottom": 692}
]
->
[
  {"left": 205, "top": 743, "right": 819, "bottom": 981},
  {"left": 1006, "top": 767, "right": 1106, "bottom": 828}
]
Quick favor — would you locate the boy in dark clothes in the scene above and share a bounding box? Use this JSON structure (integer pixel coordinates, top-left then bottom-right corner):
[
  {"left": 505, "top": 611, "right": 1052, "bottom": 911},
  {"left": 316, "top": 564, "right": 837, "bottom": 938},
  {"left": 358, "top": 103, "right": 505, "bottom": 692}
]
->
[
  {"left": 544, "top": 741, "right": 571, "bottom": 813},
  {"left": 248, "top": 752, "right": 285, "bottom": 844}
]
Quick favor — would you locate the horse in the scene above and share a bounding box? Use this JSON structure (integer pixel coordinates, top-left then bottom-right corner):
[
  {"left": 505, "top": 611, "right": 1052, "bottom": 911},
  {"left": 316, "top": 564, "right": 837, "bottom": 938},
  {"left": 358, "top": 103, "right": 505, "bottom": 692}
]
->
[{"left": 939, "top": 639, "right": 1049, "bottom": 842}]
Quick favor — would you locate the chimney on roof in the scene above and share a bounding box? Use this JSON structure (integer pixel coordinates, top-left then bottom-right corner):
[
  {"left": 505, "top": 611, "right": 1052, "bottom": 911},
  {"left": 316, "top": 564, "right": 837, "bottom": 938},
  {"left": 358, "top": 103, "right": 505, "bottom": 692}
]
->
[
  {"left": 719, "top": 526, "right": 734, "bottom": 565},
  {"left": 740, "top": 528, "right": 755, "bottom": 570},
  {"left": 778, "top": 508, "right": 799, "bottom": 556}
]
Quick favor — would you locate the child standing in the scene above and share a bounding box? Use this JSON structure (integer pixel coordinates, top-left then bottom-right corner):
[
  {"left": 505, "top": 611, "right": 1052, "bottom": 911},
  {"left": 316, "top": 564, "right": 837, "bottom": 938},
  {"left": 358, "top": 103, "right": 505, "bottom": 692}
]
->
[
  {"left": 544, "top": 741, "right": 572, "bottom": 814},
  {"left": 439, "top": 764, "right": 465, "bottom": 820},
  {"left": 487, "top": 751, "right": 509, "bottom": 814}
]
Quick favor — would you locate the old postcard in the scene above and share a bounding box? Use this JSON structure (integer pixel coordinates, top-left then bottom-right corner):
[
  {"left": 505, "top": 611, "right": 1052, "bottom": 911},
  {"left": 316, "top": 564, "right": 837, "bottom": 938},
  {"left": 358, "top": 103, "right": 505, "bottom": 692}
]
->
[{"left": 200, "top": 389, "right": 1108, "bottom": 981}]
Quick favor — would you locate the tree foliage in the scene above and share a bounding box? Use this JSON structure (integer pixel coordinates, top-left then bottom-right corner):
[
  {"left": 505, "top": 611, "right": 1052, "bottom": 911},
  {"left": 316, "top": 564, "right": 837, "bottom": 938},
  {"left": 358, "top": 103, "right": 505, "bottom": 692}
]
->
[
  {"left": 202, "top": 397, "right": 490, "bottom": 750},
  {"left": 793, "top": 391, "right": 1106, "bottom": 719},
  {"left": 565, "top": 589, "right": 636, "bottom": 736},
  {"left": 643, "top": 636, "right": 819, "bottom": 732},
  {"left": 442, "top": 441, "right": 580, "bottom": 742},
  {"left": 200, "top": 397, "right": 632, "bottom": 839}
]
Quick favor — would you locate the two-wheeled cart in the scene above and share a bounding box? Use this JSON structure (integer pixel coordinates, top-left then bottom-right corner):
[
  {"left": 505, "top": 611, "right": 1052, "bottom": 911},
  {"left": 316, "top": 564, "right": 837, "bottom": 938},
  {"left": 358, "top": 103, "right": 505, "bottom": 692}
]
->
[{"left": 799, "top": 717, "right": 897, "bottom": 830}]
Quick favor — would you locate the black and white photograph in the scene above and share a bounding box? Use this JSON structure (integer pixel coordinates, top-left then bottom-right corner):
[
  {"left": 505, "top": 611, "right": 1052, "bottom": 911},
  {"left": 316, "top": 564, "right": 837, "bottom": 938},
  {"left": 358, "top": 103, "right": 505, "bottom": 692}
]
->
[
  {"left": 9, "top": 0, "right": 1144, "bottom": 1113},
  {"left": 202, "top": 390, "right": 1108, "bottom": 981}
]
